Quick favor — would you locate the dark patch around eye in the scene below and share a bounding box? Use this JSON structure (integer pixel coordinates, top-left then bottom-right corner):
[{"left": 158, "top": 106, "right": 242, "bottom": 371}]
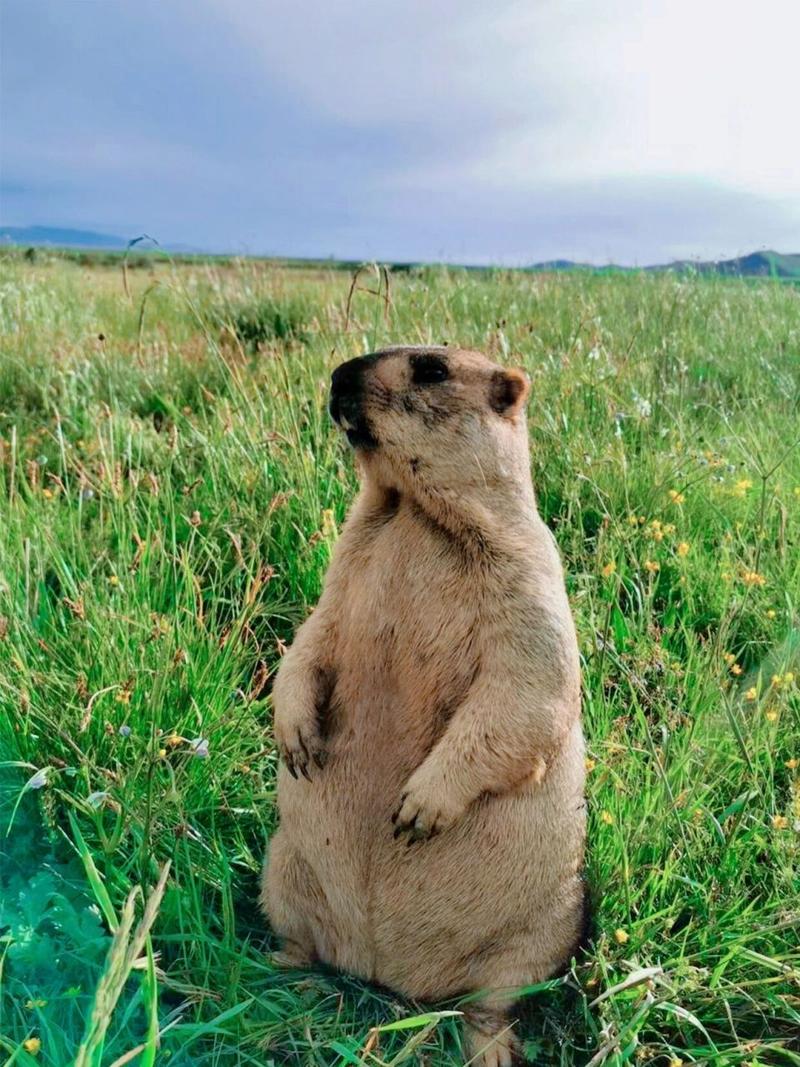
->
[{"left": 411, "top": 354, "right": 449, "bottom": 385}]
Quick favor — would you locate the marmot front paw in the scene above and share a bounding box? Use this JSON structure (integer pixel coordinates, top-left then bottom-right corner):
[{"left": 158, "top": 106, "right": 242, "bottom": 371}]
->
[
  {"left": 391, "top": 771, "right": 467, "bottom": 843},
  {"left": 276, "top": 722, "right": 326, "bottom": 781}
]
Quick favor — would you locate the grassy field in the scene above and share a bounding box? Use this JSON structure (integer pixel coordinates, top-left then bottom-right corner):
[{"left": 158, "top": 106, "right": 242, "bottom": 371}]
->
[{"left": 0, "top": 253, "right": 798, "bottom": 1066}]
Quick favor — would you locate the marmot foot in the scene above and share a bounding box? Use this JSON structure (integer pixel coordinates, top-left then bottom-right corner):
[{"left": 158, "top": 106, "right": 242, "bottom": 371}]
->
[{"left": 464, "top": 1009, "right": 521, "bottom": 1067}]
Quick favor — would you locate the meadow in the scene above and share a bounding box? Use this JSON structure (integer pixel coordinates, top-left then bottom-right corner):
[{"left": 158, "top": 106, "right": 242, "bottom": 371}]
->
[{"left": 0, "top": 251, "right": 798, "bottom": 1066}]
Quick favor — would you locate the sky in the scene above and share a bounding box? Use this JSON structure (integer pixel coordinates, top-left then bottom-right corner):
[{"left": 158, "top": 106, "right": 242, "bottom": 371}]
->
[{"left": 2, "top": 0, "right": 799, "bottom": 265}]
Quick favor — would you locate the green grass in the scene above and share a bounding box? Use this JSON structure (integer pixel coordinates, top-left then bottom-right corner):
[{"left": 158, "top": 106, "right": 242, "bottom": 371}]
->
[{"left": 0, "top": 254, "right": 799, "bottom": 1066}]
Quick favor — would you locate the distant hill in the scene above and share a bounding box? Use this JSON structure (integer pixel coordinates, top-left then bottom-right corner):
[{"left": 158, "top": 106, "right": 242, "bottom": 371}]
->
[
  {"left": 527, "top": 258, "right": 597, "bottom": 271},
  {"left": 528, "top": 259, "right": 603, "bottom": 272},
  {"left": 662, "top": 250, "right": 800, "bottom": 278},
  {"left": 529, "top": 249, "right": 800, "bottom": 278},
  {"left": 0, "top": 226, "right": 129, "bottom": 250}
]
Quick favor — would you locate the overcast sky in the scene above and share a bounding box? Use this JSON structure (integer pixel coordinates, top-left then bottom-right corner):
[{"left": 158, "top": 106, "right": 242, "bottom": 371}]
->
[{"left": 2, "top": 0, "right": 799, "bottom": 264}]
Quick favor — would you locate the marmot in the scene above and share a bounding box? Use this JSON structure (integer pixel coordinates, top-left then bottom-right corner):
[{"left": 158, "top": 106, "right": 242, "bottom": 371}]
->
[{"left": 262, "top": 346, "right": 586, "bottom": 1066}]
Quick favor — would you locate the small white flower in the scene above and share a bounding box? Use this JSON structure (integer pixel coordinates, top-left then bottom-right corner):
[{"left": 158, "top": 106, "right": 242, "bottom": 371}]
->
[
  {"left": 189, "top": 737, "right": 209, "bottom": 758},
  {"left": 26, "top": 767, "right": 50, "bottom": 790}
]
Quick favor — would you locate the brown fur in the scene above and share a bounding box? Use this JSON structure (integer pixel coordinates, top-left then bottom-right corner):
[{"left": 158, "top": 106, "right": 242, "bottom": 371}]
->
[{"left": 261, "top": 346, "right": 586, "bottom": 1064}]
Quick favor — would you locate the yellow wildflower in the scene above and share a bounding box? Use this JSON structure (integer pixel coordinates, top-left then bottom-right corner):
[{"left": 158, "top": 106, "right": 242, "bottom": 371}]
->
[
  {"left": 766, "top": 609, "right": 776, "bottom": 619},
  {"left": 765, "top": 708, "right": 779, "bottom": 723},
  {"left": 745, "top": 687, "right": 758, "bottom": 702},
  {"left": 785, "top": 758, "right": 798, "bottom": 770},
  {"left": 770, "top": 672, "right": 794, "bottom": 689},
  {"left": 584, "top": 757, "right": 597, "bottom": 772},
  {"left": 627, "top": 514, "right": 639, "bottom": 526},
  {"left": 165, "top": 733, "right": 183, "bottom": 748},
  {"left": 613, "top": 928, "right": 629, "bottom": 944},
  {"left": 733, "top": 478, "right": 753, "bottom": 496},
  {"left": 644, "top": 560, "right": 660, "bottom": 573},
  {"left": 158, "top": 747, "right": 167, "bottom": 758},
  {"left": 741, "top": 570, "right": 766, "bottom": 587},
  {"left": 677, "top": 542, "right": 689, "bottom": 557},
  {"left": 771, "top": 815, "right": 788, "bottom": 830},
  {"left": 108, "top": 575, "right": 119, "bottom": 586},
  {"left": 601, "top": 561, "right": 616, "bottom": 578},
  {"left": 600, "top": 810, "right": 614, "bottom": 825},
  {"left": 42, "top": 488, "right": 53, "bottom": 500},
  {"left": 23, "top": 1038, "right": 41, "bottom": 1055},
  {"left": 723, "top": 652, "right": 736, "bottom": 665},
  {"left": 668, "top": 489, "right": 685, "bottom": 504},
  {"left": 730, "top": 664, "right": 743, "bottom": 676}
]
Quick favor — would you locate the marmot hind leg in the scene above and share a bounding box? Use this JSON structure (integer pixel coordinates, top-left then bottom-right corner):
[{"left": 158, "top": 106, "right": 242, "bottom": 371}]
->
[
  {"left": 459, "top": 907, "right": 583, "bottom": 1067},
  {"left": 260, "top": 831, "right": 322, "bottom": 968}
]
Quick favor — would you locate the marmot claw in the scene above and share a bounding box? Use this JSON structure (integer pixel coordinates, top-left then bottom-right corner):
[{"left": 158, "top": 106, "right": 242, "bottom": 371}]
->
[
  {"left": 279, "top": 728, "right": 326, "bottom": 781},
  {"left": 391, "top": 781, "right": 460, "bottom": 843},
  {"left": 392, "top": 798, "right": 438, "bottom": 843}
]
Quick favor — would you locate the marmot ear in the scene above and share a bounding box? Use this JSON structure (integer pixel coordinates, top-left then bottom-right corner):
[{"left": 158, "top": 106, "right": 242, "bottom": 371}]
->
[{"left": 489, "top": 368, "right": 530, "bottom": 417}]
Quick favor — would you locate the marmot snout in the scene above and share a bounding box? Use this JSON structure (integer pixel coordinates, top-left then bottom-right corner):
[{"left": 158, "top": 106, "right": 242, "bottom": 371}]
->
[{"left": 264, "top": 346, "right": 586, "bottom": 1066}]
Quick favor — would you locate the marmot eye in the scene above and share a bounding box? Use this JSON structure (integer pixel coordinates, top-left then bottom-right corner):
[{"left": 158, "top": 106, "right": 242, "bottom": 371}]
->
[{"left": 411, "top": 355, "right": 449, "bottom": 385}]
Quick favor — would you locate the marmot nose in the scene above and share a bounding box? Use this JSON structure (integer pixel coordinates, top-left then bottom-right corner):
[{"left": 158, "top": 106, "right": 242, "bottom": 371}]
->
[
  {"left": 330, "top": 357, "right": 367, "bottom": 426},
  {"left": 331, "top": 356, "right": 368, "bottom": 398}
]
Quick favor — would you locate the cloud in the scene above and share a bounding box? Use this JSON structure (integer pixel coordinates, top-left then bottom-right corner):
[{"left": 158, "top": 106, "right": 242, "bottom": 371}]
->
[
  {"left": 217, "top": 0, "right": 800, "bottom": 196},
  {"left": 2, "top": 0, "right": 799, "bottom": 261}
]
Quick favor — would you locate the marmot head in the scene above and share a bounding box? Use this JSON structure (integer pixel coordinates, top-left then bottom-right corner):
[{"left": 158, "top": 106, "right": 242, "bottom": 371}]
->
[{"left": 329, "top": 346, "right": 531, "bottom": 493}]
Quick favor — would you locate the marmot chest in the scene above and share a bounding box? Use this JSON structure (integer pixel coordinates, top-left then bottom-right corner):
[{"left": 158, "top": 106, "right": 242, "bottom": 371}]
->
[{"left": 335, "top": 512, "right": 482, "bottom": 708}]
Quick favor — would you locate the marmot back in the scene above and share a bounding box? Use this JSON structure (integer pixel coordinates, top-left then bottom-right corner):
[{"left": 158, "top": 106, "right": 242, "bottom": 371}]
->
[{"left": 263, "top": 346, "right": 586, "bottom": 1067}]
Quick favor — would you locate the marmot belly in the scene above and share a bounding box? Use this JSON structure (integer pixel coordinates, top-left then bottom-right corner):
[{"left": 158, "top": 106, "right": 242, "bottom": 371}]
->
[{"left": 276, "top": 704, "right": 585, "bottom": 997}]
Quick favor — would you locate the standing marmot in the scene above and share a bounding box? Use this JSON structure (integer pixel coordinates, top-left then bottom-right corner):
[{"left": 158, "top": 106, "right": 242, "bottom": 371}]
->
[{"left": 262, "top": 346, "right": 586, "bottom": 1066}]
